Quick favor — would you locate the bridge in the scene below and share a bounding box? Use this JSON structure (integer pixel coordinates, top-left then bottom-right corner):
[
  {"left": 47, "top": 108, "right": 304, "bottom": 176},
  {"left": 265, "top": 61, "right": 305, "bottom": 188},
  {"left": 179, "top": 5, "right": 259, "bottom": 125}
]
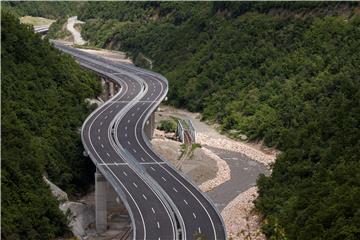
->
[
  {"left": 34, "top": 25, "right": 49, "bottom": 34},
  {"left": 53, "top": 42, "right": 226, "bottom": 240}
]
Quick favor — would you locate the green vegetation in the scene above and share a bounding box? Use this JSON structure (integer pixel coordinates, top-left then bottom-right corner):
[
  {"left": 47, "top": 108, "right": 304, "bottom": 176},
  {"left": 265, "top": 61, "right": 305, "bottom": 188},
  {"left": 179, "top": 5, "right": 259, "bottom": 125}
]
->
[
  {"left": 47, "top": 17, "right": 71, "bottom": 39},
  {"left": 191, "top": 143, "right": 202, "bottom": 151},
  {"left": 77, "top": 2, "right": 360, "bottom": 239},
  {"left": 158, "top": 119, "right": 177, "bottom": 133},
  {"left": 2, "top": 2, "right": 360, "bottom": 239},
  {"left": 1, "top": 12, "right": 101, "bottom": 239},
  {"left": 2, "top": 1, "right": 83, "bottom": 19}
]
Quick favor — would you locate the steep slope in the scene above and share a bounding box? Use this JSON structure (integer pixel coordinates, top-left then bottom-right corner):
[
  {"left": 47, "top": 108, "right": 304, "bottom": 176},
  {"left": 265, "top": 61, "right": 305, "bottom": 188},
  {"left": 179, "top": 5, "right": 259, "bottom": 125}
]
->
[{"left": 1, "top": 12, "right": 101, "bottom": 239}]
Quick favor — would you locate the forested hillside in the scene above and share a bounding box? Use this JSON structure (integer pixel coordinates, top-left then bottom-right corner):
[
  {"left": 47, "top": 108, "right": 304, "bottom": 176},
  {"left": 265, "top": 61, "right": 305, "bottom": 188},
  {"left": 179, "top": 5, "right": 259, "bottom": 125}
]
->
[
  {"left": 1, "top": 1, "right": 82, "bottom": 19},
  {"left": 1, "top": 12, "right": 101, "bottom": 239},
  {"left": 78, "top": 2, "right": 360, "bottom": 239}
]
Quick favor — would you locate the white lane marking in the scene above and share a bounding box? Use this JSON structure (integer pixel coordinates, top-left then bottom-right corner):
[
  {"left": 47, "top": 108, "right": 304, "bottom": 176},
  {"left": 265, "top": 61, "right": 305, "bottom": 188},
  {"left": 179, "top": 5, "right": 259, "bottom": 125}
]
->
[
  {"left": 98, "top": 136, "right": 101, "bottom": 140},
  {"left": 100, "top": 121, "right": 103, "bottom": 126},
  {"left": 151, "top": 93, "right": 154, "bottom": 96},
  {"left": 142, "top": 194, "right": 147, "bottom": 200},
  {"left": 140, "top": 157, "right": 145, "bottom": 162},
  {"left": 131, "top": 113, "right": 135, "bottom": 116},
  {"left": 150, "top": 167, "right": 156, "bottom": 171},
  {"left": 127, "top": 141, "right": 131, "bottom": 145},
  {"left": 133, "top": 182, "right": 138, "bottom": 188},
  {"left": 193, "top": 212, "right": 197, "bottom": 219},
  {"left": 106, "top": 152, "right": 110, "bottom": 157},
  {"left": 133, "top": 149, "right": 137, "bottom": 153},
  {"left": 140, "top": 162, "right": 166, "bottom": 165},
  {"left": 142, "top": 102, "right": 145, "bottom": 105},
  {"left": 97, "top": 128, "right": 101, "bottom": 133},
  {"left": 130, "top": 79, "right": 189, "bottom": 239},
  {"left": 157, "top": 222, "right": 160, "bottom": 229},
  {"left": 127, "top": 119, "right": 131, "bottom": 123},
  {"left": 125, "top": 133, "right": 127, "bottom": 137},
  {"left": 198, "top": 227, "right": 202, "bottom": 234},
  {"left": 173, "top": 187, "right": 178, "bottom": 193},
  {"left": 137, "top": 107, "right": 140, "bottom": 111},
  {"left": 115, "top": 105, "right": 119, "bottom": 108},
  {"left": 101, "top": 144, "right": 104, "bottom": 148},
  {"left": 123, "top": 171, "right": 127, "bottom": 176},
  {"left": 184, "top": 199, "right": 188, "bottom": 205},
  {"left": 98, "top": 163, "right": 127, "bottom": 166},
  {"left": 85, "top": 77, "right": 150, "bottom": 239},
  {"left": 162, "top": 177, "right": 167, "bottom": 182},
  {"left": 125, "top": 126, "right": 127, "bottom": 130},
  {"left": 104, "top": 115, "right": 108, "bottom": 119},
  {"left": 151, "top": 208, "right": 155, "bottom": 214}
]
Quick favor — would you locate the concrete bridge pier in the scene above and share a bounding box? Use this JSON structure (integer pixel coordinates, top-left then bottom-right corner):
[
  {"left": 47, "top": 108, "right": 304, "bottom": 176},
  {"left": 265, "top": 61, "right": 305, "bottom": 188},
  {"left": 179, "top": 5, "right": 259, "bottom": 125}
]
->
[
  {"left": 144, "top": 111, "right": 156, "bottom": 140},
  {"left": 109, "top": 81, "right": 115, "bottom": 98},
  {"left": 95, "top": 168, "right": 124, "bottom": 232},
  {"left": 95, "top": 169, "right": 107, "bottom": 232},
  {"left": 100, "top": 77, "right": 119, "bottom": 100}
]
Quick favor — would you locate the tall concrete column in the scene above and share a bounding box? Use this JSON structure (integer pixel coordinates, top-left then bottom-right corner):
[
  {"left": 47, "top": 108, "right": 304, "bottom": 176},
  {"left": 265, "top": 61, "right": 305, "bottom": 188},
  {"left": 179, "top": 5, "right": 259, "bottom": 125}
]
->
[
  {"left": 109, "top": 81, "right": 115, "bottom": 98},
  {"left": 101, "top": 77, "right": 106, "bottom": 89},
  {"left": 144, "top": 111, "right": 156, "bottom": 140},
  {"left": 150, "top": 111, "right": 155, "bottom": 137},
  {"left": 95, "top": 169, "right": 107, "bottom": 232},
  {"left": 101, "top": 77, "right": 108, "bottom": 101}
]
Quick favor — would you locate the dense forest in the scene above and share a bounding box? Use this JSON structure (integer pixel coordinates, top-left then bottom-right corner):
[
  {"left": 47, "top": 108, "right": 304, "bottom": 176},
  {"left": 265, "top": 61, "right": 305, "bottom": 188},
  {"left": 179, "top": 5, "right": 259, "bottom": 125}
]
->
[
  {"left": 1, "top": 12, "right": 101, "bottom": 239},
  {"left": 1, "top": 1, "right": 82, "bottom": 19},
  {"left": 3, "top": 2, "right": 360, "bottom": 240}
]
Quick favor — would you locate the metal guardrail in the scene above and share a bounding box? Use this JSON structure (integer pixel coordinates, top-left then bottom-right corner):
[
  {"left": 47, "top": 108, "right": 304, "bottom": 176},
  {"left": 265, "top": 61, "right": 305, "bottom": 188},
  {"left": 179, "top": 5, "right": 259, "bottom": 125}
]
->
[
  {"left": 177, "top": 119, "right": 196, "bottom": 143},
  {"left": 34, "top": 25, "right": 49, "bottom": 34},
  {"left": 187, "top": 119, "right": 196, "bottom": 143},
  {"left": 176, "top": 120, "right": 185, "bottom": 143}
]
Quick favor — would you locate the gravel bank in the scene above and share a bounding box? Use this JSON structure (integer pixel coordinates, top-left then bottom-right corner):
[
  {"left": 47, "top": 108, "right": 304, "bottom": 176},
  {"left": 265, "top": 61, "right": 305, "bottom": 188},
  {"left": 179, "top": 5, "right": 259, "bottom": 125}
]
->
[
  {"left": 197, "top": 133, "right": 276, "bottom": 168},
  {"left": 67, "top": 16, "right": 86, "bottom": 45},
  {"left": 221, "top": 187, "right": 265, "bottom": 240},
  {"left": 198, "top": 147, "right": 231, "bottom": 192}
]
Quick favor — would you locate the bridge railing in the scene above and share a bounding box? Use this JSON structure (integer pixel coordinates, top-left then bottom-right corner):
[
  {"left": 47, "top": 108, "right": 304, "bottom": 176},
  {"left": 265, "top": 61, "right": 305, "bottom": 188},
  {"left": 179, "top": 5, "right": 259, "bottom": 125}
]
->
[
  {"left": 176, "top": 120, "right": 185, "bottom": 143},
  {"left": 177, "top": 119, "right": 196, "bottom": 143}
]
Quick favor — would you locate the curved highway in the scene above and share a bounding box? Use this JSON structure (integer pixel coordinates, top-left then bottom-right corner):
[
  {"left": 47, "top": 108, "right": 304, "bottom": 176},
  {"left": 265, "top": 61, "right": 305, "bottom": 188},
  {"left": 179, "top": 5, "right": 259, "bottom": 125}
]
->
[{"left": 54, "top": 42, "right": 226, "bottom": 240}]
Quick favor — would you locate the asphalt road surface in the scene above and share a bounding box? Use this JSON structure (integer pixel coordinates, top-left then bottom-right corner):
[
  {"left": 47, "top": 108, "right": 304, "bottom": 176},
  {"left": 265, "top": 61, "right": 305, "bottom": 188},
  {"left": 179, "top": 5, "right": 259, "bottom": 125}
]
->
[{"left": 54, "top": 42, "right": 226, "bottom": 240}]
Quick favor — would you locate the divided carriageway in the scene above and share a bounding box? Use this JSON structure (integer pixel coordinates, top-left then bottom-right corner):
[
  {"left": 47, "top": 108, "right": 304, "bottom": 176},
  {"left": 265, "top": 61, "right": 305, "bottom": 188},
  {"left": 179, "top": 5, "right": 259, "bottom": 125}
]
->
[{"left": 54, "top": 42, "right": 226, "bottom": 240}]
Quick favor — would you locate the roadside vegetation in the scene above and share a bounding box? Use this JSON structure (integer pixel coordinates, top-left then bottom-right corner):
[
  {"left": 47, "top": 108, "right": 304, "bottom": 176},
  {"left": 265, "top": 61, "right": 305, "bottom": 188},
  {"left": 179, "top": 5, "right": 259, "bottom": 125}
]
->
[
  {"left": 2, "top": 1, "right": 82, "bottom": 19},
  {"left": 3, "top": 2, "right": 360, "bottom": 239},
  {"left": 158, "top": 119, "right": 177, "bottom": 133},
  {"left": 1, "top": 12, "right": 101, "bottom": 239}
]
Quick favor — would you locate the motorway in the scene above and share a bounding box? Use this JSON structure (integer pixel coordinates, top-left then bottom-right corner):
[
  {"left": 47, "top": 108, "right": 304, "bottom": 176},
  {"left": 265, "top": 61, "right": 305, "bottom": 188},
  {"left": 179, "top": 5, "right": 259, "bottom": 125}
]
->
[{"left": 53, "top": 42, "right": 226, "bottom": 240}]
